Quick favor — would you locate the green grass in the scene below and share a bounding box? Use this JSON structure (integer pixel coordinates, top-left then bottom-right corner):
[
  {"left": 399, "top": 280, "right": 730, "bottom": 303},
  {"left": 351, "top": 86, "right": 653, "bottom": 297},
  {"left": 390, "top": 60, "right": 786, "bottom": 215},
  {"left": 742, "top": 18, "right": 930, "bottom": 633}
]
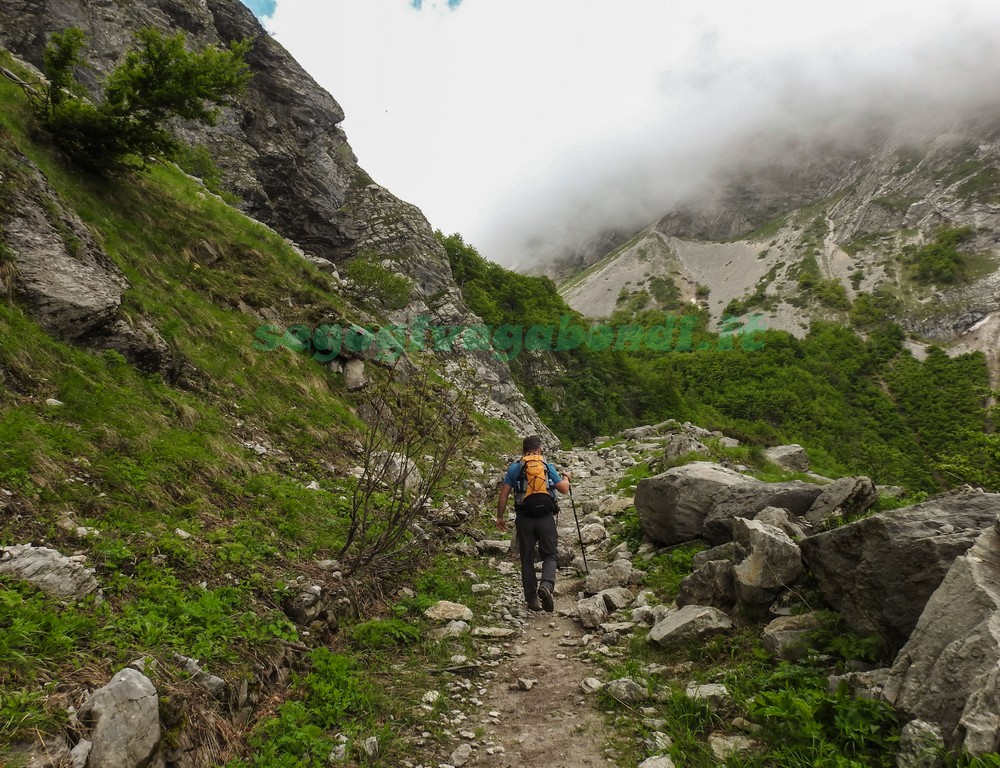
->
[{"left": 0, "top": 51, "right": 519, "bottom": 761}]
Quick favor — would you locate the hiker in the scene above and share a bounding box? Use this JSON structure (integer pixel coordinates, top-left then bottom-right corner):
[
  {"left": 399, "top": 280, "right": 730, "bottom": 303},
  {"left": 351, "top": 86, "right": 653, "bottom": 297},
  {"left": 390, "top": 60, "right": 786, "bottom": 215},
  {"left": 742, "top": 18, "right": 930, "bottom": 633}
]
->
[{"left": 496, "top": 435, "right": 571, "bottom": 612}]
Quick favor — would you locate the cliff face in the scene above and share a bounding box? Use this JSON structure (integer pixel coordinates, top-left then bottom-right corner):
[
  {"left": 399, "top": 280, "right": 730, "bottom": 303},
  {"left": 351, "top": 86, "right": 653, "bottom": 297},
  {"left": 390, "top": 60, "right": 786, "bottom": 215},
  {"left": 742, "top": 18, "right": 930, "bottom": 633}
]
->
[
  {"left": 0, "top": 0, "right": 557, "bottom": 442},
  {"left": 1, "top": 0, "right": 359, "bottom": 260}
]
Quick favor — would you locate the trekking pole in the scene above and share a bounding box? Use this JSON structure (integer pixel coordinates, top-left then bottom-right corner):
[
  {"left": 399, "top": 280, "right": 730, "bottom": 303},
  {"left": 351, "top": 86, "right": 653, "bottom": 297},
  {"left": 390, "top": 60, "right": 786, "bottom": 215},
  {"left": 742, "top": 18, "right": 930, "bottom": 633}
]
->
[{"left": 568, "top": 486, "right": 589, "bottom": 574}]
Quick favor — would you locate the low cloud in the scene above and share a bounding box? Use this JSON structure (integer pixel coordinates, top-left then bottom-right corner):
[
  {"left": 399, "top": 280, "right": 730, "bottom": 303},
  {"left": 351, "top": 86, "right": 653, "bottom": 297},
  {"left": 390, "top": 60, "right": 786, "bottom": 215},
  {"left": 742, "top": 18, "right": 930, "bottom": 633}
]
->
[{"left": 478, "top": 3, "right": 1000, "bottom": 268}]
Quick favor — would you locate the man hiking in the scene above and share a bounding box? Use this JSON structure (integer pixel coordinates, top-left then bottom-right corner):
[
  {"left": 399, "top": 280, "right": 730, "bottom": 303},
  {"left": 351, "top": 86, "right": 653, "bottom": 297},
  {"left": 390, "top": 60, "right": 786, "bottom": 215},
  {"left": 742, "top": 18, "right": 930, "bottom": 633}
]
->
[{"left": 496, "top": 435, "right": 571, "bottom": 612}]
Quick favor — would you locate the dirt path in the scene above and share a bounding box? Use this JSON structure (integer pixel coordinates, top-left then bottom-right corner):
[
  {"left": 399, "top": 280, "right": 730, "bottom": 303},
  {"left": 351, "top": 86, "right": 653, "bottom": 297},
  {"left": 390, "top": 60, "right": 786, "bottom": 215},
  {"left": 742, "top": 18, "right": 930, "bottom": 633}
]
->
[
  {"left": 441, "top": 457, "right": 627, "bottom": 768},
  {"left": 467, "top": 573, "right": 613, "bottom": 768}
]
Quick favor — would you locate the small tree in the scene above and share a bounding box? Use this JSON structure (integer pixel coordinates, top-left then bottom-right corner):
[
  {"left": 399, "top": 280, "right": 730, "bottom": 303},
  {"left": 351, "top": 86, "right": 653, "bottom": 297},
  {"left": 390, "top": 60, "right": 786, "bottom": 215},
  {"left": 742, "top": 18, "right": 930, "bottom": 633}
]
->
[
  {"left": 338, "top": 368, "right": 475, "bottom": 585},
  {"left": 30, "top": 27, "right": 251, "bottom": 173},
  {"left": 344, "top": 252, "right": 414, "bottom": 310}
]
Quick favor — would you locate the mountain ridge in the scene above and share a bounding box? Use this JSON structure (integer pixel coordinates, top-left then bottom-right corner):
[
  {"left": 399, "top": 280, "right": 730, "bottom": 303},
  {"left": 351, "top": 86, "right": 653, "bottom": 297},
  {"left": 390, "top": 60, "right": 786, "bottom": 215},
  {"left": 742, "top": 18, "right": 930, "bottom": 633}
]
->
[{"left": 553, "top": 114, "right": 1000, "bottom": 376}]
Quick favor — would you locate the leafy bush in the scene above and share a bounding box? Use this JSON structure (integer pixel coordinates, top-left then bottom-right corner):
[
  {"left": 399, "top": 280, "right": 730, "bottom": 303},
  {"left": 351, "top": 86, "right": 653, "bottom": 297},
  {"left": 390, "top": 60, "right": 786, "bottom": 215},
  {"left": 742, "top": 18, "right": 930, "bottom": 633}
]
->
[
  {"left": 30, "top": 27, "right": 250, "bottom": 173},
  {"left": 750, "top": 667, "right": 899, "bottom": 767},
  {"left": 902, "top": 226, "right": 975, "bottom": 284},
  {"left": 343, "top": 252, "right": 413, "bottom": 310}
]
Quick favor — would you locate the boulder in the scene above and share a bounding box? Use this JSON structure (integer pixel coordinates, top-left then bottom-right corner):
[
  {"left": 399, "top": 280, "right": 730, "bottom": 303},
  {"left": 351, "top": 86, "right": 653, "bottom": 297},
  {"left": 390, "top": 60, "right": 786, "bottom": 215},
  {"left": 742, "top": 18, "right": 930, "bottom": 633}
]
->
[
  {"left": 884, "top": 520, "right": 1000, "bottom": 754},
  {"left": 732, "top": 518, "right": 803, "bottom": 609},
  {"left": 78, "top": 668, "right": 160, "bottom": 768},
  {"left": 635, "top": 463, "right": 751, "bottom": 545},
  {"left": 703, "top": 481, "right": 823, "bottom": 544},
  {"left": 764, "top": 444, "right": 810, "bottom": 472},
  {"left": 648, "top": 605, "right": 732, "bottom": 648},
  {"left": 676, "top": 560, "right": 736, "bottom": 612},
  {"left": 799, "top": 490, "right": 1000, "bottom": 651},
  {"left": 803, "top": 476, "right": 877, "bottom": 527}
]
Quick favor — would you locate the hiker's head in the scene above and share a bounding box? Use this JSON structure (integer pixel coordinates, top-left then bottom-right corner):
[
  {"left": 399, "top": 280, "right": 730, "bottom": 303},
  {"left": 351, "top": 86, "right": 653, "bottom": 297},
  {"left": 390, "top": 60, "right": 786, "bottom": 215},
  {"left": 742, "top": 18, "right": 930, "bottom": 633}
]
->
[{"left": 522, "top": 435, "right": 543, "bottom": 455}]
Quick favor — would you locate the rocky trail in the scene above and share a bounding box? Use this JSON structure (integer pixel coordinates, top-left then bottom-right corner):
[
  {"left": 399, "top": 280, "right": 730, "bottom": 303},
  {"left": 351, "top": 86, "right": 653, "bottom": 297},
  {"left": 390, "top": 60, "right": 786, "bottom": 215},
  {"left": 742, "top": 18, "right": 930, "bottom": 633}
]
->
[{"left": 412, "top": 438, "right": 658, "bottom": 768}]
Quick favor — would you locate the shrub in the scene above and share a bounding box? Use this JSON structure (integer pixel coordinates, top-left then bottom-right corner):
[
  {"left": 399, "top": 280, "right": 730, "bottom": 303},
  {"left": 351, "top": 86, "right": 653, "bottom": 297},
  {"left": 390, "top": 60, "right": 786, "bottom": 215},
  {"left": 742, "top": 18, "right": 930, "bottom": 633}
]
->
[
  {"left": 343, "top": 252, "right": 413, "bottom": 310},
  {"left": 30, "top": 27, "right": 250, "bottom": 173},
  {"left": 902, "top": 226, "right": 975, "bottom": 284}
]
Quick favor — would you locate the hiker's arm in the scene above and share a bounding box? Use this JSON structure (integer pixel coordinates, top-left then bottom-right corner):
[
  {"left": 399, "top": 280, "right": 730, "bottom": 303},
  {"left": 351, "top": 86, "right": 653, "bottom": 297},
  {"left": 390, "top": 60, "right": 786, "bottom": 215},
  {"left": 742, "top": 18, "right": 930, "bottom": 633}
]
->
[
  {"left": 554, "top": 473, "right": 570, "bottom": 494},
  {"left": 552, "top": 465, "right": 570, "bottom": 494},
  {"left": 496, "top": 483, "right": 512, "bottom": 530}
]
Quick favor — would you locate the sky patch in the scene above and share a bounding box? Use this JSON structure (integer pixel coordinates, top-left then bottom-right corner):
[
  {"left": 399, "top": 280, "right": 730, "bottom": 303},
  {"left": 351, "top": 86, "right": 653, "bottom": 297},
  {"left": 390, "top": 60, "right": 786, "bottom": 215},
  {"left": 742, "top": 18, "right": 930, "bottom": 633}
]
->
[
  {"left": 410, "top": 0, "right": 463, "bottom": 10},
  {"left": 241, "top": 0, "right": 276, "bottom": 19}
]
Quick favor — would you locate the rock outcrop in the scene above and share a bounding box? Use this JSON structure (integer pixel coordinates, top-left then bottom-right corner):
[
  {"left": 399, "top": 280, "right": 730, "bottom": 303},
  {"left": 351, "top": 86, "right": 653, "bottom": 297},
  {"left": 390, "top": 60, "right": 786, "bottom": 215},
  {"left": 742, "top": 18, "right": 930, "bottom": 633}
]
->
[
  {"left": 799, "top": 489, "right": 1000, "bottom": 651},
  {"left": 0, "top": 0, "right": 555, "bottom": 441},
  {"left": 885, "top": 518, "right": 1000, "bottom": 755}
]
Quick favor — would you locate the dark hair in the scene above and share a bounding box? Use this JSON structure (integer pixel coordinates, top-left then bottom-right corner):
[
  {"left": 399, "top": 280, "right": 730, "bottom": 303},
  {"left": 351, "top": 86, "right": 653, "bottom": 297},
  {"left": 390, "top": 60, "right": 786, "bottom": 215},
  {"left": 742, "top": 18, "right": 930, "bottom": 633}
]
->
[{"left": 522, "top": 435, "right": 543, "bottom": 454}]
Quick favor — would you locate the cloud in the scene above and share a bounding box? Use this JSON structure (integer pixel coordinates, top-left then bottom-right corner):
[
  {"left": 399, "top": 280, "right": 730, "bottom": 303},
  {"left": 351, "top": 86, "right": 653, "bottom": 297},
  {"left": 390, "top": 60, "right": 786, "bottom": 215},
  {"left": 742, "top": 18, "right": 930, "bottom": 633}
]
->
[{"left": 264, "top": 1, "right": 1000, "bottom": 268}]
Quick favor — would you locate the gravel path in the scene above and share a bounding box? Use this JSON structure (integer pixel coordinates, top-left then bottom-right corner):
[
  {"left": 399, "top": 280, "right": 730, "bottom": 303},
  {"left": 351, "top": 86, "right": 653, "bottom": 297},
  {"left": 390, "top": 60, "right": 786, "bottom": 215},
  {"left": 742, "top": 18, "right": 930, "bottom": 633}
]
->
[{"left": 417, "top": 450, "right": 639, "bottom": 768}]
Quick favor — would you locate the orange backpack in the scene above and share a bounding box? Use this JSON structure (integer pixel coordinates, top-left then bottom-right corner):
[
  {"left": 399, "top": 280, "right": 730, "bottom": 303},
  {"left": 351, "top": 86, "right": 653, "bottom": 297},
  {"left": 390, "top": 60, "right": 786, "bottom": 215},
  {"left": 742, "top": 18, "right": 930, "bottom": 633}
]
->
[{"left": 516, "top": 454, "right": 558, "bottom": 517}]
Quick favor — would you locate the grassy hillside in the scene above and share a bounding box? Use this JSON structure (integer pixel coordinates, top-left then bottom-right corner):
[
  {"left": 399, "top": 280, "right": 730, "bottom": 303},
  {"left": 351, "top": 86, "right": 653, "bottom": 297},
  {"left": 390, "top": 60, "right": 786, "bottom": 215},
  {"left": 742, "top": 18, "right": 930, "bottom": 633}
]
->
[{"left": 0, "top": 50, "right": 517, "bottom": 765}]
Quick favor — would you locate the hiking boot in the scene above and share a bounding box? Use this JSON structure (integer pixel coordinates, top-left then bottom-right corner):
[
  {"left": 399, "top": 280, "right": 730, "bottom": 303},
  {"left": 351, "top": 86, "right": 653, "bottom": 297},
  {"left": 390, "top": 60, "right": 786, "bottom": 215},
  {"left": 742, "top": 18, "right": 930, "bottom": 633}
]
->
[
  {"left": 527, "top": 598, "right": 543, "bottom": 612},
  {"left": 537, "top": 583, "right": 554, "bottom": 613}
]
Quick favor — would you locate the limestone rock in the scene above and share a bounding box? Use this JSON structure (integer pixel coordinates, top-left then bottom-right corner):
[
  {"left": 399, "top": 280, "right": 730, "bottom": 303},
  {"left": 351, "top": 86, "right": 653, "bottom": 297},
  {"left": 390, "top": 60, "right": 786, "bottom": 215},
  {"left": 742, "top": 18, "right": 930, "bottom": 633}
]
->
[
  {"left": 424, "top": 600, "right": 473, "bottom": 622},
  {"left": 648, "top": 605, "right": 732, "bottom": 647},
  {"left": 799, "top": 490, "right": 1000, "bottom": 651},
  {"left": 708, "top": 732, "right": 754, "bottom": 761},
  {"left": 0, "top": 544, "right": 99, "bottom": 600},
  {"left": 764, "top": 444, "right": 810, "bottom": 472},
  {"left": 579, "top": 522, "right": 608, "bottom": 545},
  {"left": 638, "top": 756, "right": 676, "bottom": 768},
  {"left": 577, "top": 594, "right": 610, "bottom": 629},
  {"left": 676, "top": 559, "right": 736, "bottom": 612},
  {"left": 685, "top": 683, "right": 730, "bottom": 710},
  {"left": 754, "top": 505, "right": 811, "bottom": 540},
  {"left": 283, "top": 586, "right": 324, "bottom": 625},
  {"left": 605, "top": 677, "right": 649, "bottom": 705},
  {"left": 599, "top": 586, "right": 634, "bottom": 612},
  {"left": 635, "top": 462, "right": 752, "bottom": 545},
  {"left": 762, "top": 613, "right": 822, "bottom": 659},
  {"left": 896, "top": 720, "right": 946, "bottom": 768},
  {"left": 343, "top": 358, "right": 367, "bottom": 390},
  {"left": 582, "top": 559, "right": 639, "bottom": 593},
  {"left": 731, "top": 518, "right": 804, "bottom": 608},
  {"left": 79, "top": 668, "right": 160, "bottom": 768},
  {"left": 803, "top": 475, "right": 877, "bottom": 527},
  {"left": 885, "top": 521, "right": 1000, "bottom": 754},
  {"left": 703, "top": 481, "right": 823, "bottom": 544}
]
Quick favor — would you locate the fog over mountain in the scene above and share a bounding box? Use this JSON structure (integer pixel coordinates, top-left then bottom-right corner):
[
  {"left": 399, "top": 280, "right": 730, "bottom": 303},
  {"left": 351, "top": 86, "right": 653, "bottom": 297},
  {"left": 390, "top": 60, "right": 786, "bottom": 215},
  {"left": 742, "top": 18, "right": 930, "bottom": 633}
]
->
[{"left": 479, "top": 4, "right": 1000, "bottom": 268}]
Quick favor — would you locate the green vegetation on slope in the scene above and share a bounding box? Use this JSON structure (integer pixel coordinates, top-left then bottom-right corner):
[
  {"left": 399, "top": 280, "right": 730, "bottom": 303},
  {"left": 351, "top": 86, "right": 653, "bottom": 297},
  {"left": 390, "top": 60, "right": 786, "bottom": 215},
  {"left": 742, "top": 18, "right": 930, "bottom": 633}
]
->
[
  {"left": 0, "top": 52, "right": 511, "bottom": 764},
  {"left": 441, "top": 232, "right": 993, "bottom": 492}
]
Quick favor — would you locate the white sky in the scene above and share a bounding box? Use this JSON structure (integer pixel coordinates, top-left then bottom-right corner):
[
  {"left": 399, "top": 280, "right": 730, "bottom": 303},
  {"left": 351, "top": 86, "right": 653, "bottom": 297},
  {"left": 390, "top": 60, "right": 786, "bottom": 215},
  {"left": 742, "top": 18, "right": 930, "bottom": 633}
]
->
[{"left": 262, "top": 0, "right": 1000, "bottom": 267}]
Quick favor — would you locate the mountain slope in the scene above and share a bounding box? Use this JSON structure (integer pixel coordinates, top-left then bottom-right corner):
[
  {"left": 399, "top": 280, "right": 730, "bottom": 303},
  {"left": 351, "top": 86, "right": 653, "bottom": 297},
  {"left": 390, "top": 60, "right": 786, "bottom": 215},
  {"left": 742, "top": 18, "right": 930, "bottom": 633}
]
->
[{"left": 557, "top": 117, "right": 1000, "bottom": 371}]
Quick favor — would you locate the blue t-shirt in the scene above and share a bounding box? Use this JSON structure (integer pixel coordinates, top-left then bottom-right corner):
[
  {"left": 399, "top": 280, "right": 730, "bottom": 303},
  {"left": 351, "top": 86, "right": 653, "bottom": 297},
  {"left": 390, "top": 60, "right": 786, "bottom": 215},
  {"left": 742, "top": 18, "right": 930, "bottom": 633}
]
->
[{"left": 503, "top": 458, "right": 561, "bottom": 498}]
